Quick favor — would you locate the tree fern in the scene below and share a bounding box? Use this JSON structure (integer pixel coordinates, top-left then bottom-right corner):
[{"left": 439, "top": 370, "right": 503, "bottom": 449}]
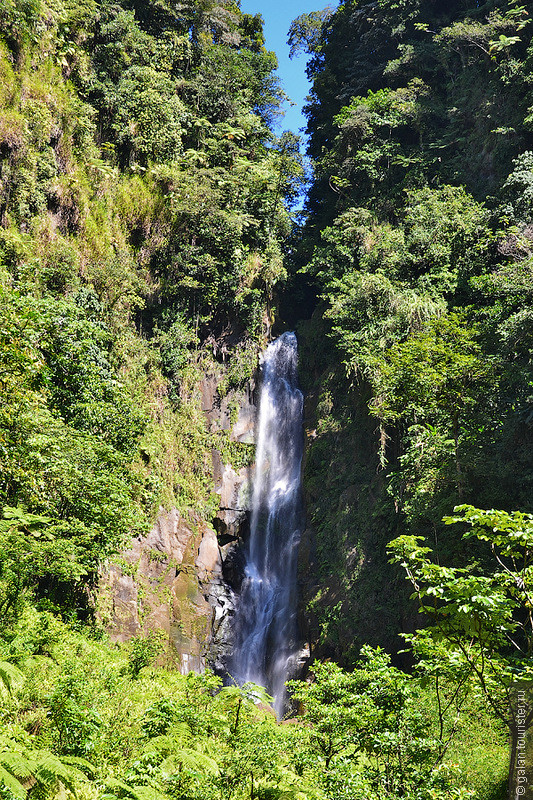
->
[
  {"left": 102, "top": 777, "right": 167, "bottom": 800},
  {"left": 0, "top": 661, "right": 25, "bottom": 695},
  {"left": 0, "top": 736, "right": 36, "bottom": 799},
  {"left": 60, "top": 756, "right": 96, "bottom": 777},
  {"left": 128, "top": 786, "right": 167, "bottom": 800},
  {"left": 0, "top": 735, "right": 94, "bottom": 799},
  {"left": 32, "top": 751, "right": 89, "bottom": 792},
  {"left": 0, "top": 751, "right": 36, "bottom": 780},
  {"left": 140, "top": 727, "right": 192, "bottom": 757},
  {"left": 217, "top": 681, "right": 273, "bottom": 707},
  {"left": 0, "top": 764, "right": 26, "bottom": 799},
  {"left": 140, "top": 728, "right": 220, "bottom": 780},
  {"left": 160, "top": 750, "right": 219, "bottom": 777}
]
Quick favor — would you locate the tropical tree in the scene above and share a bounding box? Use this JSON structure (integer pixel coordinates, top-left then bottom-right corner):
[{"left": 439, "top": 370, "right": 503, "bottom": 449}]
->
[
  {"left": 288, "top": 647, "right": 469, "bottom": 799},
  {"left": 389, "top": 504, "right": 533, "bottom": 799}
]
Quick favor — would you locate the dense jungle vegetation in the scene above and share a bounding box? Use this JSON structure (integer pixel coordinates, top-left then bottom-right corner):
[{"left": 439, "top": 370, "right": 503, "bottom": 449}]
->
[
  {"left": 0, "top": 0, "right": 303, "bottom": 611},
  {"left": 1, "top": 0, "right": 533, "bottom": 798}
]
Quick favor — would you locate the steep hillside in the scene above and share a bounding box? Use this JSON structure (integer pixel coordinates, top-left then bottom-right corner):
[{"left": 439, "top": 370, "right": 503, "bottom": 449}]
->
[
  {"left": 1, "top": 1, "right": 528, "bottom": 799},
  {"left": 0, "top": 0, "right": 302, "bottom": 618},
  {"left": 289, "top": 0, "right": 533, "bottom": 664}
]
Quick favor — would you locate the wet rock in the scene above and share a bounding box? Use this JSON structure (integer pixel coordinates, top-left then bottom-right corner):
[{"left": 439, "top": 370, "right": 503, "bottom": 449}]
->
[
  {"left": 98, "top": 510, "right": 224, "bottom": 674},
  {"left": 200, "top": 374, "right": 219, "bottom": 415},
  {"left": 231, "top": 403, "right": 255, "bottom": 443},
  {"left": 200, "top": 373, "right": 256, "bottom": 441},
  {"left": 100, "top": 570, "right": 140, "bottom": 642},
  {"left": 221, "top": 541, "right": 247, "bottom": 593},
  {"left": 206, "top": 581, "right": 236, "bottom": 675},
  {"left": 196, "top": 527, "right": 222, "bottom": 581},
  {"left": 98, "top": 505, "right": 249, "bottom": 674},
  {"left": 98, "top": 366, "right": 257, "bottom": 676},
  {"left": 215, "top": 463, "right": 252, "bottom": 539}
]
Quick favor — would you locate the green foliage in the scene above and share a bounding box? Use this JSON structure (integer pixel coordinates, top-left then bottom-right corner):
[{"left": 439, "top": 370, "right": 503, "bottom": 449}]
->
[
  {"left": 48, "top": 669, "right": 102, "bottom": 755},
  {"left": 39, "top": 296, "right": 147, "bottom": 455},
  {"left": 291, "top": 0, "right": 533, "bottom": 679},
  {"left": 288, "top": 647, "right": 474, "bottom": 800},
  {"left": 326, "top": 80, "right": 431, "bottom": 215},
  {"left": 0, "top": 604, "right": 465, "bottom": 800},
  {"left": 287, "top": 8, "right": 333, "bottom": 60},
  {"left": 0, "top": 573, "right": 508, "bottom": 800},
  {"left": 111, "top": 67, "right": 187, "bottom": 165},
  {"left": 0, "top": 612, "right": 312, "bottom": 800},
  {"left": 128, "top": 634, "right": 163, "bottom": 679},
  {"left": 389, "top": 504, "right": 533, "bottom": 793},
  {"left": 0, "top": 731, "right": 94, "bottom": 800},
  {"left": 372, "top": 313, "right": 494, "bottom": 507},
  {"left": 0, "top": 506, "right": 53, "bottom": 618},
  {"left": 0, "top": 660, "right": 24, "bottom": 696},
  {"left": 155, "top": 316, "right": 198, "bottom": 383},
  {"left": 0, "top": 0, "right": 302, "bottom": 623},
  {"left": 0, "top": 290, "right": 146, "bottom": 612},
  {"left": 216, "top": 338, "right": 258, "bottom": 397},
  {"left": 0, "top": 3, "right": 527, "bottom": 800},
  {"left": 301, "top": 0, "right": 532, "bottom": 228}
]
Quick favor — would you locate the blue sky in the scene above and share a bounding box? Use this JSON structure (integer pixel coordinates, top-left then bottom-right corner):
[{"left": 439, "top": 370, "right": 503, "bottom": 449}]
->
[{"left": 239, "top": 0, "right": 325, "bottom": 139}]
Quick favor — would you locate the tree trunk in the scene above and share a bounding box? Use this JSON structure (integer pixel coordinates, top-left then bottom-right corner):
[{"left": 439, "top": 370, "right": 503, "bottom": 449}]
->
[
  {"left": 232, "top": 697, "right": 242, "bottom": 735},
  {"left": 453, "top": 412, "right": 463, "bottom": 500}
]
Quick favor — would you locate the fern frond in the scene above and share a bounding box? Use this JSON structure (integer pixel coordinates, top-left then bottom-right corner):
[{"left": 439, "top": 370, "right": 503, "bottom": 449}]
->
[
  {"left": 103, "top": 779, "right": 134, "bottom": 796},
  {"left": 241, "top": 682, "right": 274, "bottom": 707},
  {"left": 0, "top": 739, "right": 90, "bottom": 798},
  {"left": 0, "top": 661, "right": 25, "bottom": 695},
  {"left": 104, "top": 778, "right": 166, "bottom": 800},
  {"left": 33, "top": 752, "right": 87, "bottom": 791},
  {"left": 216, "top": 685, "right": 241, "bottom": 701},
  {"left": 0, "top": 764, "right": 26, "bottom": 799},
  {"left": 160, "top": 750, "right": 218, "bottom": 776},
  {"left": 59, "top": 756, "right": 96, "bottom": 777},
  {"left": 130, "top": 785, "right": 167, "bottom": 800},
  {"left": 217, "top": 681, "right": 273, "bottom": 708},
  {"left": 0, "top": 752, "right": 36, "bottom": 779},
  {"left": 141, "top": 728, "right": 191, "bottom": 755}
]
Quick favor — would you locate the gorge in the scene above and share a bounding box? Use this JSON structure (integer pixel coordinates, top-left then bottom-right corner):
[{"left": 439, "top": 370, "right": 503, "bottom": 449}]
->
[{"left": 2, "top": 0, "right": 533, "bottom": 798}]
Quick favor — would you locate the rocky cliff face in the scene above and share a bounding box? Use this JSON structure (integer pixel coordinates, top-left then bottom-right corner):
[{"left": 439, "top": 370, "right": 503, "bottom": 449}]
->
[
  {"left": 295, "top": 338, "right": 413, "bottom": 668},
  {"left": 97, "top": 372, "right": 256, "bottom": 675}
]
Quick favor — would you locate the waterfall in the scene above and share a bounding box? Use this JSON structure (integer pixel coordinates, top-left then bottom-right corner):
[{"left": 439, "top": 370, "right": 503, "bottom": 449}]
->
[{"left": 231, "top": 332, "right": 304, "bottom": 716}]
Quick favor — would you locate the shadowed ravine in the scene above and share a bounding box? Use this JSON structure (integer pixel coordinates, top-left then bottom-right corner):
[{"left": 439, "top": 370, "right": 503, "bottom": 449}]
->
[{"left": 231, "top": 332, "right": 304, "bottom": 716}]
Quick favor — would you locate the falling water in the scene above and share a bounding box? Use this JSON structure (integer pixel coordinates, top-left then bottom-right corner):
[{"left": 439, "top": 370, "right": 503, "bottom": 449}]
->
[{"left": 231, "top": 332, "right": 304, "bottom": 715}]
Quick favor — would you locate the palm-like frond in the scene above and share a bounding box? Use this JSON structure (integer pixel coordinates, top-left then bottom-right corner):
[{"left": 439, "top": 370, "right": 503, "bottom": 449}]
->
[
  {"left": 0, "top": 738, "right": 36, "bottom": 799},
  {"left": 128, "top": 786, "right": 167, "bottom": 800},
  {"left": 33, "top": 752, "right": 89, "bottom": 791},
  {"left": 160, "top": 750, "right": 219, "bottom": 776},
  {"left": 0, "top": 764, "right": 26, "bottom": 799},
  {"left": 0, "top": 661, "right": 25, "bottom": 695},
  {"left": 0, "top": 751, "right": 36, "bottom": 779},
  {"left": 141, "top": 727, "right": 191, "bottom": 756},
  {"left": 0, "top": 735, "right": 95, "bottom": 799},
  {"left": 103, "top": 778, "right": 167, "bottom": 800},
  {"left": 60, "top": 756, "right": 96, "bottom": 777},
  {"left": 217, "top": 681, "right": 273, "bottom": 707}
]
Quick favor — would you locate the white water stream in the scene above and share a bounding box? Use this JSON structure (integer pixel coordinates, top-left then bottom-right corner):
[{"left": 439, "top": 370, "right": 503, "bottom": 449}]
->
[{"left": 231, "top": 332, "right": 304, "bottom": 715}]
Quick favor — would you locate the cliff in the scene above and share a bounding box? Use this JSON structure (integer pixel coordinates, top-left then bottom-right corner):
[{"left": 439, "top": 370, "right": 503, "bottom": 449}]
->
[{"left": 97, "top": 372, "right": 256, "bottom": 675}]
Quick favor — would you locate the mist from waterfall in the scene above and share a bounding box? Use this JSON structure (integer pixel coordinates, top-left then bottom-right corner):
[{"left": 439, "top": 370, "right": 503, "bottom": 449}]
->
[{"left": 231, "top": 332, "right": 304, "bottom": 716}]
